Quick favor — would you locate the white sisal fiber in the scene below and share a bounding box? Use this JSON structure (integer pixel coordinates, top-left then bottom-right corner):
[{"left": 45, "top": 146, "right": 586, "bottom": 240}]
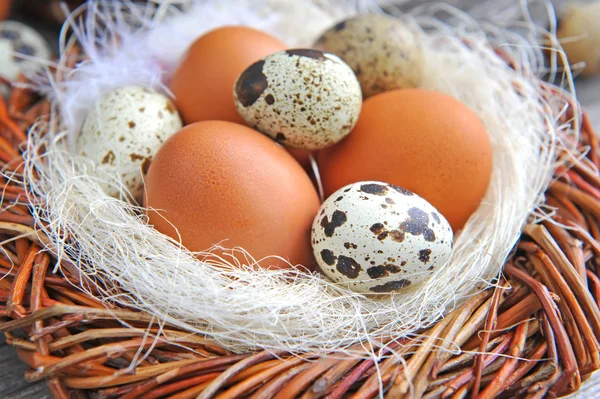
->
[{"left": 22, "top": 0, "right": 578, "bottom": 354}]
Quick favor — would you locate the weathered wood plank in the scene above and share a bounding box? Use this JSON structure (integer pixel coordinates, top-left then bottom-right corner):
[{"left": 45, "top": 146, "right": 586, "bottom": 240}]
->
[{"left": 0, "top": 345, "right": 52, "bottom": 398}]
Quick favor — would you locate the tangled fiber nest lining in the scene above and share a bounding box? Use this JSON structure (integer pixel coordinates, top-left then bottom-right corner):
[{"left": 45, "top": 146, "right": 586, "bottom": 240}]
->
[{"left": 22, "top": 0, "right": 576, "bottom": 354}]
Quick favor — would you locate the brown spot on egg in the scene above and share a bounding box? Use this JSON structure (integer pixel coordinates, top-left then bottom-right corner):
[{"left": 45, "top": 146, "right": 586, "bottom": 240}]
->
[
  {"left": 320, "top": 249, "right": 336, "bottom": 266},
  {"left": 423, "top": 229, "right": 436, "bottom": 242},
  {"left": 138, "top": 106, "right": 145, "bottom": 112},
  {"left": 370, "top": 223, "right": 385, "bottom": 235},
  {"left": 336, "top": 255, "right": 361, "bottom": 279},
  {"left": 141, "top": 157, "right": 152, "bottom": 175},
  {"left": 367, "top": 265, "right": 387, "bottom": 279},
  {"left": 275, "top": 133, "right": 286, "bottom": 142},
  {"left": 333, "top": 20, "right": 347, "bottom": 31},
  {"left": 360, "top": 183, "right": 388, "bottom": 196},
  {"left": 320, "top": 210, "right": 347, "bottom": 237},
  {"left": 390, "top": 184, "right": 413, "bottom": 196},
  {"left": 119, "top": 136, "right": 125, "bottom": 142},
  {"left": 367, "top": 264, "right": 403, "bottom": 279},
  {"left": 399, "top": 207, "right": 436, "bottom": 242},
  {"left": 389, "top": 230, "right": 405, "bottom": 243},
  {"left": 386, "top": 264, "right": 402, "bottom": 273},
  {"left": 334, "top": 196, "right": 344, "bottom": 202},
  {"left": 235, "top": 60, "right": 268, "bottom": 107},
  {"left": 101, "top": 150, "right": 115, "bottom": 165},
  {"left": 128, "top": 121, "right": 136, "bottom": 128},
  {"left": 369, "top": 279, "right": 412, "bottom": 293},
  {"left": 165, "top": 101, "right": 176, "bottom": 114},
  {"left": 286, "top": 49, "right": 326, "bottom": 60},
  {"left": 130, "top": 153, "right": 145, "bottom": 162},
  {"left": 265, "top": 94, "right": 275, "bottom": 105},
  {"left": 428, "top": 266, "right": 434, "bottom": 271},
  {"left": 418, "top": 249, "right": 432, "bottom": 264},
  {"left": 344, "top": 242, "right": 357, "bottom": 249},
  {"left": 385, "top": 197, "right": 395, "bottom": 205}
]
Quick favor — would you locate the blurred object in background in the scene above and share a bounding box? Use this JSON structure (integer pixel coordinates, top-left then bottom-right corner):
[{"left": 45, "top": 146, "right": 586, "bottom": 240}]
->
[
  {"left": 557, "top": 1, "right": 600, "bottom": 77},
  {"left": 0, "top": 20, "right": 51, "bottom": 81},
  {"left": 0, "top": 0, "right": 12, "bottom": 20},
  {"left": 21, "top": 0, "right": 85, "bottom": 26}
]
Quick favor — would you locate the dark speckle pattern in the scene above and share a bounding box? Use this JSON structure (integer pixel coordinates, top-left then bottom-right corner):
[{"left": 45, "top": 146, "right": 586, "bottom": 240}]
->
[
  {"left": 418, "top": 249, "right": 432, "bottom": 264},
  {"left": 233, "top": 49, "right": 361, "bottom": 150},
  {"left": 313, "top": 13, "right": 424, "bottom": 98},
  {"left": 360, "top": 183, "right": 389, "bottom": 196},
  {"left": 399, "top": 208, "right": 436, "bottom": 242},
  {"left": 367, "top": 264, "right": 402, "bottom": 279},
  {"left": 369, "top": 279, "right": 412, "bottom": 293},
  {"left": 320, "top": 210, "right": 348, "bottom": 237},
  {"left": 333, "top": 20, "right": 347, "bottom": 31},
  {"left": 76, "top": 86, "right": 182, "bottom": 203},
  {"left": 320, "top": 249, "right": 336, "bottom": 266},
  {"left": 336, "top": 255, "right": 362, "bottom": 279},
  {"left": 311, "top": 181, "right": 453, "bottom": 294},
  {"left": 390, "top": 184, "right": 414, "bottom": 196},
  {"left": 235, "top": 60, "right": 268, "bottom": 107}
]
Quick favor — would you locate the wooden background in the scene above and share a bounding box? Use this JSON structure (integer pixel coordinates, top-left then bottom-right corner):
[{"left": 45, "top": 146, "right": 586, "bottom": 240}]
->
[{"left": 2, "top": 0, "right": 600, "bottom": 397}]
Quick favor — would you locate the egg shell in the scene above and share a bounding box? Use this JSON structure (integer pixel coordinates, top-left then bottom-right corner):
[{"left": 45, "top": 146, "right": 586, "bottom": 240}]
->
[
  {"left": 169, "top": 26, "right": 287, "bottom": 125},
  {"left": 144, "top": 120, "right": 320, "bottom": 270},
  {"left": 312, "top": 181, "right": 453, "bottom": 294},
  {"left": 0, "top": 20, "right": 51, "bottom": 81},
  {"left": 557, "top": 3, "right": 600, "bottom": 77},
  {"left": 318, "top": 89, "right": 492, "bottom": 231},
  {"left": 314, "top": 14, "right": 423, "bottom": 98},
  {"left": 234, "top": 49, "right": 362, "bottom": 150},
  {"left": 76, "top": 86, "right": 182, "bottom": 203}
]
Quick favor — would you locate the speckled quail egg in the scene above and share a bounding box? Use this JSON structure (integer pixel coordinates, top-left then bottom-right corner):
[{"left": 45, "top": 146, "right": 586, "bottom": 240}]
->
[
  {"left": 76, "top": 86, "right": 182, "bottom": 203},
  {"left": 312, "top": 181, "right": 453, "bottom": 294},
  {"left": 0, "top": 20, "right": 51, "bottom": 81},
  {"left": 314, "top": 14, "right": 424, "bottom": 98},
  {"left": 233, "top": 49, "right": 362, "bottom": 150},
  {"left": 557, "top": 2, "right": 600, "bottom": 77}
]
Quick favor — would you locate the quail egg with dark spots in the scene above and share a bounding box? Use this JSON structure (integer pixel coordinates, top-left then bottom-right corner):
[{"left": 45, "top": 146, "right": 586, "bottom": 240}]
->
[
  {"left": 311, "top": 181, "right": 453, "bottom": 294},
  {"left": 314, "top": 14, "right": 424, "bottom": 98},
  {"left": 0, "top": 20, "right": 51, "bottom": 82},
  {"left": 233, "top": 48, "right": 362, "bottom": 150},
  {"left": 76, "top": 86, "right": 182, "bottom": 204}
]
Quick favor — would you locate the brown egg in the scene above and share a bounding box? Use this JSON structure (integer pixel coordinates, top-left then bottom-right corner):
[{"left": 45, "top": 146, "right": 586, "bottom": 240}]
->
[
  {"left": 145, "top": 121, "right": 319, "bottom": 269},
  {"left": 169, "top": 26, "right": 286, "bottom": 125},
  {"left": 318, "top": 89, "right": 492, "bottom": 231}
]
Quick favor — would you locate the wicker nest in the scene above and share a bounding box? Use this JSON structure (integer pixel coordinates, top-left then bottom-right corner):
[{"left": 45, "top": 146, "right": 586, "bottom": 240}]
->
[
  {"left": 0, "top": 69, "right": 599, "bottom": 398},
  {"left": 1, "top": 0, "right": 600, "bottom": 393}
]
